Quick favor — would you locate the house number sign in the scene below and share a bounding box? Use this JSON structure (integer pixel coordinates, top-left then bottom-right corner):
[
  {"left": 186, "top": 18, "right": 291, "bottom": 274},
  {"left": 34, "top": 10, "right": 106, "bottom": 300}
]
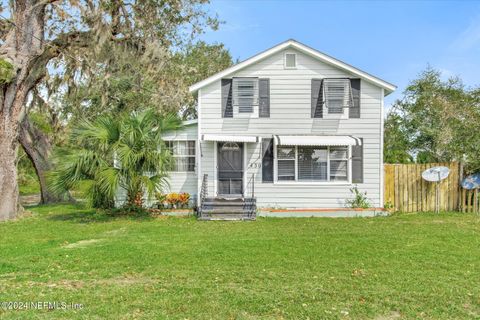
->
[{"left": 248, "top": 163, "right": 261, "bottom": 169}]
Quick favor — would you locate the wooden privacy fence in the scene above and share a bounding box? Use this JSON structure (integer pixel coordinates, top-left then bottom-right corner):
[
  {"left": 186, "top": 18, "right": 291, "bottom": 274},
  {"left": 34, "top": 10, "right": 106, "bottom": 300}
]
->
[
  {"left": 461, "top": 189, "right": 480, "bottom": 213},
  {"left": 384, "top": 162, "right": 461, "bottom": 212}
]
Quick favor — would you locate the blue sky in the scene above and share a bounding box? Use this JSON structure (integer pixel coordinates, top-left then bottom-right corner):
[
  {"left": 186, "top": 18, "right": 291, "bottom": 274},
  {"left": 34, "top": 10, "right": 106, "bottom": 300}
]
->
[{"left": 201, "top": 0, "right": 480, "bottom": 108}]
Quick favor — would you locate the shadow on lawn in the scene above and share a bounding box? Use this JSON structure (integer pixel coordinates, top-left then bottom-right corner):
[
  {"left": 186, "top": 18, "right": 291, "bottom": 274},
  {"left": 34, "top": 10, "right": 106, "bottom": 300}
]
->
[
  {"left": 49, "top": 211, "right": 155, "bottom": 224},
  {"left": 28, "top": 204, "right": 154, "bottom": 224}
]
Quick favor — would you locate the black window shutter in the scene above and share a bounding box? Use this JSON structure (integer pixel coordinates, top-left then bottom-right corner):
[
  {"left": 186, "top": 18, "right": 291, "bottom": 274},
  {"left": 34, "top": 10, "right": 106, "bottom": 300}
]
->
[
  {"left": 262, "top": 138, "right": 274, "bottom": 182},
  {"left": 352, "top": 138, "right": 363, "bottom": 183},
  {"left": 221, "top": 79, "right": 233, "bottom": 118},
  {"left": 259, "top": 78, "right": 270, "bottom": 117},
  {"left": 311, "top": 79, "right": 323, "bottom": 118},
  {"left": 349, "top": 79, "right": 361, "bottom": 118}
]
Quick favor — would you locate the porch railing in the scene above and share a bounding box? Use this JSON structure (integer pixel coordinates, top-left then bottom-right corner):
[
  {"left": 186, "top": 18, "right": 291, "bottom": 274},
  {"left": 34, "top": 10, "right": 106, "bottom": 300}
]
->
[
  {"left": 244, "top": 173, "right": 257, "bottom": 219},
  {"left": 198, "top": 174, "right": 208, "bottom": 217}
]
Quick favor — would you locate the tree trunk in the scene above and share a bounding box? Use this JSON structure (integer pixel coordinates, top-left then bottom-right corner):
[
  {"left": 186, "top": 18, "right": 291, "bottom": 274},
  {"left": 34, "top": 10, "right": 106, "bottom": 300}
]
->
[
  {"left": 18, "top": 116, "right": 64, "bottom": 204},
  {"left": 0, "top": 119, "right": 22, "bottom": 221},
  {"left": 0, "top": 0, "right": 48, "bottom": 220}
]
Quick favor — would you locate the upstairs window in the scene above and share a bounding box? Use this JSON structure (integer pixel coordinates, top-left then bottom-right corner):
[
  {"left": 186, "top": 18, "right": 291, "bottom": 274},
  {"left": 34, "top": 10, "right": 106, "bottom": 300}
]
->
[
  {"left": 285, "top": 53, "right": 297, "bottom": 69},
  {"left": 232, "top": 78, "right": 258, "bottom": 113},
  {"left": 166, "top": 141, "right": 196, "bottom": 172},
  {"left": 323, "top": 79, "right": 353, "bottom": 114}
]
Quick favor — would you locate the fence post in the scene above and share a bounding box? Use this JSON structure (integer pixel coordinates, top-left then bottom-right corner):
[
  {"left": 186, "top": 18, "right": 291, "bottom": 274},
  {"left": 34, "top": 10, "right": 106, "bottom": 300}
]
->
[{"left": 475, "top": 189, "right": 478, "bottom": 214}]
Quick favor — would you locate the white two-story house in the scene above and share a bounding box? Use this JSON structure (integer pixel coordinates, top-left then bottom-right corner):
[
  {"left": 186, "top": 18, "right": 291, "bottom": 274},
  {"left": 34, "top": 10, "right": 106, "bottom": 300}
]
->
[{"left": 161, "top": 39, "right": 396, "bottom": 218}]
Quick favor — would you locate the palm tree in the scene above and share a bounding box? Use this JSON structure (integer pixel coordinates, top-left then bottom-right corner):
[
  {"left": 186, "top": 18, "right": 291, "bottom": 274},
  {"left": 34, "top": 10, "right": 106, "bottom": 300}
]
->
[{"left": 51, "top": 109, "right": 181, "bottom": 209}]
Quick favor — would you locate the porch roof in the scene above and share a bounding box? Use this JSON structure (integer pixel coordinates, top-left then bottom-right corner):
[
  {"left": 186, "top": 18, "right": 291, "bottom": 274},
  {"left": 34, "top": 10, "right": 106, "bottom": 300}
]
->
[
  {"left": 201, "top": 134, "right": 261, "bottom": 143},
  {"left": 274, "top": 135, "right": 362, "bottom": 146}
]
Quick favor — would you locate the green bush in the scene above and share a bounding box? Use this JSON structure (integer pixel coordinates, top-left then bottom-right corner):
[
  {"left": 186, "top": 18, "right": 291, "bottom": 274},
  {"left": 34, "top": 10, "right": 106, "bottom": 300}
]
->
[{"left": 346, "top": 185, "right": 371, "bottom": 209}]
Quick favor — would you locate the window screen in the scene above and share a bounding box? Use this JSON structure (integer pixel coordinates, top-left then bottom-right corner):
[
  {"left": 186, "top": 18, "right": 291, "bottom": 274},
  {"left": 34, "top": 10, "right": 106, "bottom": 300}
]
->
[{"left": 232, "top": 78, "right": 259, "bottom": 113}]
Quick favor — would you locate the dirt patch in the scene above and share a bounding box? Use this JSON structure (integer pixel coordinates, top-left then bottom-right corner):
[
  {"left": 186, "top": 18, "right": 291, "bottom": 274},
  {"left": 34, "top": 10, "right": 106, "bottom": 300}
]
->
[
  {"left": 101, "top": 227, "right": 127, "bottom": 236},
  {"left": 63, "top": 239, "right": 104, "bottom": 249},
  {"left": 24, "top": 275, "right": 157, "bottom": 290},
  {"left": 95, "top": 276, "right": 157, "bottom": 286},
  {"left": 20, "top": 194, "right": 40, "bottom": 206}
]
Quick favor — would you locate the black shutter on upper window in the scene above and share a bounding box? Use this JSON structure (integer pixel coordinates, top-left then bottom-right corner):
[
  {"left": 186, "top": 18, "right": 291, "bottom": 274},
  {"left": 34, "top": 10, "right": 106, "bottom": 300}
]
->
[
  {"left": 349, "top": 79, "right": 361, "bottom": 118},
  {"left": 262, "top": 138, "right": 274, "bottom": 182},
  {"left": 311, "top": 79, "right": 323, "bottom": 118},
  {"left": 221, "top": 79, "right": 233, "bottom": 118},
  {"left": 352, "top": 138, "right": 363, "bottom": 183},
  {"left": 259, "top": 78, "right": 270, "bottom": 117}
]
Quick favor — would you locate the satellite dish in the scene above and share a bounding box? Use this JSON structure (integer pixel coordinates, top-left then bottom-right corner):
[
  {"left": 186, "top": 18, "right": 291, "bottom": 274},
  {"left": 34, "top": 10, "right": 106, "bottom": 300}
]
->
[
  {"left": 461, "top": 173, "right": 480, "bottom": 190},
  {"left": 422, "top": 166, "right": 450, "bottom": 182}
]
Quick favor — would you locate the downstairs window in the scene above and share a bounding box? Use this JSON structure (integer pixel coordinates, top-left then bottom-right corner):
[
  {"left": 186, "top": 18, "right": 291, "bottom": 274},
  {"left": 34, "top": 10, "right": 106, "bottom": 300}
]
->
[
  {"left": 166, "top": 141, "right": 196, "bottom": 172},
  {"left": 276, "top": 146, "right": 350, "bottom": 182}
]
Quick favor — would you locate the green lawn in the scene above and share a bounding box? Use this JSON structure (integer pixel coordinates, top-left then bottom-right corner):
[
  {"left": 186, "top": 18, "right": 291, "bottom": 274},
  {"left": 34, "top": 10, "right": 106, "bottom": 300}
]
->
[
  {"left": 1, "top": 205, "right": 480, "bottom": 319},
  {"left": 18, "top": 176, "right": 40, "bottom": 195}
]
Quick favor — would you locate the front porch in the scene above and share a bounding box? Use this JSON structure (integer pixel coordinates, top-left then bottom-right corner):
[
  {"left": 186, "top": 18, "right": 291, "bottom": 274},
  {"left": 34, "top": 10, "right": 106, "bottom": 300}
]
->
[{"left": 198, "top": 136, "right": 259, "bottom": 220}]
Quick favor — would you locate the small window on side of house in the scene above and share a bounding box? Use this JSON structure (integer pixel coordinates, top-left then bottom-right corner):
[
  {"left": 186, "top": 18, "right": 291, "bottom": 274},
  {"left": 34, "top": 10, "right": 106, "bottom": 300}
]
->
[
  {"left": 166, "top": 140, "right": 196, "bottom": 172},
  {"left": 285, "top": 53, "right": 296, "bottom": 69}
]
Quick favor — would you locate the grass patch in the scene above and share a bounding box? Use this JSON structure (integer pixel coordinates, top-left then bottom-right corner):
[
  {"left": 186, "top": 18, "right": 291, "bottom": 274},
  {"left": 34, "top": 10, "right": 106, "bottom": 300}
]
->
[
  {"left": 1, "top": 205, "right": 480, "bottom": 319},
  {"left": 18, "top": 175, "right": 40, "bottom": 195}
]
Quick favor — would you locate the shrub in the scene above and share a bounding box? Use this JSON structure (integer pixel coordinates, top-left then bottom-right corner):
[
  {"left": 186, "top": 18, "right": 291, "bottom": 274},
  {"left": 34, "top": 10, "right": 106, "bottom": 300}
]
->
[
  {"left": 178, "top": 193, "right": 190, "bottom": 206},
  {"left": 159, "top": 192, "right": 191, "bottom": 209},
  {"left": 50, "top": 109, "right": 181, "bottom": 210},
  {"left": 346, "top": 186, "right": 371, "bottom": 209}
]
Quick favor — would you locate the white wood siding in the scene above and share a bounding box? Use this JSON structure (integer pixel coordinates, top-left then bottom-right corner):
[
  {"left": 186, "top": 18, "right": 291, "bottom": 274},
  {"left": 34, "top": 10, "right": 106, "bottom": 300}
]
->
[
  {"left": 199, "top": 48, "right": 383, "bottom": 208},
  {"left": 163, "top": 123, "right": 198, "bottom": 197}
]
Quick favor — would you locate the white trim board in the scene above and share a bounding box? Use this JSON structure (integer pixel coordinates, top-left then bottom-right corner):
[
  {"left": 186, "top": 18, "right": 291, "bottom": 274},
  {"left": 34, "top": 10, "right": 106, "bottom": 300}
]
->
[
  {"left": 189, "top": 39, "right": 396, "bottom": 95},
  {"left": 196, "top": 89, "right": 202, "bottom": 207}
]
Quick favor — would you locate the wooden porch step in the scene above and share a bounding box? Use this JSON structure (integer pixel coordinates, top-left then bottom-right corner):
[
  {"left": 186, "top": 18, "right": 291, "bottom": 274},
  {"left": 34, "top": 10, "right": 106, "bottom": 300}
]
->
[
  {"left": 201, "top": 208, "right": 246, "bottom": 214},
  {"left": 199, "top": 197, "right": 256, "bottom": 221},
  {"left": 198, "top": 213, "right": 256, "bottom": 221}
]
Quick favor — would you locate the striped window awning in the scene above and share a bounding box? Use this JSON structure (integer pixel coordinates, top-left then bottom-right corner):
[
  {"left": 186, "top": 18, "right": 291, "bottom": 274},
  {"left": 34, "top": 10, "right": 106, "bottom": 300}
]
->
[{"left": 274, "top": 135, "right": 362, "bottom": 146}]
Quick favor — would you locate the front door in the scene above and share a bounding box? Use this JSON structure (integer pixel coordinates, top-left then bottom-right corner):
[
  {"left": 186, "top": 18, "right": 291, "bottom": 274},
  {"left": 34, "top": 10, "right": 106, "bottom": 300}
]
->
[{"left": 217, "top": 142, "right": 244, "bottom": 196}]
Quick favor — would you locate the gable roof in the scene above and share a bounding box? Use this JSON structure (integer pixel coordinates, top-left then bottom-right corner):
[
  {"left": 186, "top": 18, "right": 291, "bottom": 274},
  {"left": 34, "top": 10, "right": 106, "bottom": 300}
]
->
[{"left": 189, "top": 39, "right": 396, "bottom": 95}]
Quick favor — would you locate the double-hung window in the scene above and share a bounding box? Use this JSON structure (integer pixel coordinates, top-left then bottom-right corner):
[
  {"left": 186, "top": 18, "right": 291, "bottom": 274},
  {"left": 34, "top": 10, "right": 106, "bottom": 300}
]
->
[
  {"left": 232, "top": 78, "right": 259, "bottom": 113},
  {"left": 276, "top": 146, "right": 350, "bottom": 182},
  {"left": 329, "top": 147, "right": 348, "bottom": 181},
  {"left": 277, "top": 147, "right": 296, "bottom": 181},
  {"left": 166, "top": 141, "right": 195, "bottom": 172},
  {"left": 323, "top": 79, "right": 353, "bottom": 114}
]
